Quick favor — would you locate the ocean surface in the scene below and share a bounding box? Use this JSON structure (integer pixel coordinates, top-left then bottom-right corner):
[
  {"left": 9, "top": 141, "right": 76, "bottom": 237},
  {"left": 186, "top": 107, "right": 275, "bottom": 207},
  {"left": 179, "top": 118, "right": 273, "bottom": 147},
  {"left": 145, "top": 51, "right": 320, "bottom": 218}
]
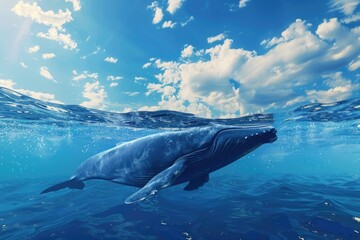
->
[{"left": 1, "top": 86, "right": 360, "bottom": 240}]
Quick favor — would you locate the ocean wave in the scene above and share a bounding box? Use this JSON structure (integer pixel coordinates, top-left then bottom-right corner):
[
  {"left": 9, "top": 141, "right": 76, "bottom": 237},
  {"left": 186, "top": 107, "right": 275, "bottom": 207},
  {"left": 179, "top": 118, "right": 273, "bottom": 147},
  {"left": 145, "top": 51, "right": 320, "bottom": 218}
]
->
[{"left": 1, "top": 175, "right": 360, "bottom": 240}]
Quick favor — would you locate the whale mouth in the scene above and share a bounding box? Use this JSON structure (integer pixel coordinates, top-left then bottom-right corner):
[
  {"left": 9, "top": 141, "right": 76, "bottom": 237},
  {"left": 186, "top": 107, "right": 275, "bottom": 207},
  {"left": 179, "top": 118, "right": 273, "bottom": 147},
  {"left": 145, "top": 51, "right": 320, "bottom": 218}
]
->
[{"left": 267, "top": 128, "right": 277, "bottom": 143}]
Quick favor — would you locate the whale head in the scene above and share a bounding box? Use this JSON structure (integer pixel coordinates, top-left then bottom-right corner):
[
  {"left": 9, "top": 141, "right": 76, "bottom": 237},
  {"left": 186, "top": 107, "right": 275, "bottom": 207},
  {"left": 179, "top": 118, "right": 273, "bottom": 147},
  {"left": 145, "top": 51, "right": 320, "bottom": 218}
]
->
[
  {"left": 214, "top": 125, "right": 277, "bottom": 144},
  {"left": 207, "top": 125, "right": 277, "bottom": 166}
]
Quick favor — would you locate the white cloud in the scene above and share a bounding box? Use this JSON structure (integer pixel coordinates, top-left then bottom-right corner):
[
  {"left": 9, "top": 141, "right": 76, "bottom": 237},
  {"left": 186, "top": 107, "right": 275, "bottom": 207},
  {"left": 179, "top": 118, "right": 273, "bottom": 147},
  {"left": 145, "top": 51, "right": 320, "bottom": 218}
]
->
[
  {"left": 207, "top": 33, "right": 226, "bottom": 43},
  {"left": 81, "top": 81, "right": 107, "bottom": 109},
  {"left": 72, "top": 71, "right": 98, "bottom": 81},
  {"left": 181, "top": 16, "right": 194, "bottom": 27},
  {"left": 80, "top": 46, "right": 103, "bottom": 59},
  {"left": 106, "top": 75, "right": 123, "bottom": 81},
  {"left": 17, "top": 88, "right": 62, "bottom": 103},
  {"left": 181, "top": 44, "right": 194, "bottom": 58},
  {"left": 104, "top": 57, "right": 118, "bottom": 63},
  {"left": 109, "top": 82, "right": 118, "bottom": 88},
  {"left": 148, "top": 2, "right": 163, "bottom": 24},
  {"left": 37, "top": 27, "right": 77, "bottom": 50},
  {"left": 316, "top": 18, "right": 359, "bottom": 60},
  {"left": 20, "top": 62, "right": 28, "bottom": 68},
  {"left": 143, "top": 62, "right": 152, "bottom": 68},
  {"left": 42, "top": 53, "right": 56, "bottom": 59},
  {"left": 123, "top": 107, "right": 133, "bottom": 113},
  {"left": 153, "top": 7, "right": 164, "bottom": 24},
  {"left": 123, "top": 92, "right": 140, "bottom": 96},
  {"left": 331, "top": 0, "right": 359, "bottom": 15},
  {"left": 135, "top": 76, "right": 147, "bottom": 81},
  {"left": 261, "top": 19, "right": 309, "bottom": 48},
  {"left": 162, "top": 21, "right": 176, "bottom": 28},
  {"left": 143, "top": 18, "right": 360, "bottom": 117},
  {"left": 239, "top": 0, "right": 250, "bottom": 8},
  {"left": 306, "top": 85, "right": 355, "bottom": 103},
  {"left": 153, "top": 59, "right": 181, "bottom": 85},
  {"left": 40, "top": 66, "right": 57, "bottom": 83},
  {"left": 342, "top": 13, "right": 360, "bottom": 23},
  {"left": 65, "top": 0, "right": 81, "bottom": 12},
  {"left": 349, "top": 57, "right": 360, "bottom": 71},
  {"left": 0, "top": 79, "right": 61, "bottom": 103},
  {"left": 27, "top": 45, "right": 40, "bottom": 54},
  {"left": 167, "top": 0, "right": 184, "bottom": 14},
  {"left": 323, "top": 72, "right": 352, "bottom": 87},
  {"left": 147, "top": 1, "right": 158, "bottom": 9},
  {"left": 0, "top": 79, "right": 16, "bottom": 89},
  {"left": 140, "top": 96, "right": 212, "bottom": 118},
  {"left": 12, "top": 1, "right": 72, "bottom": 30},
  {"left": 146, "top": 83, "right": 163, "bottom": 96}
]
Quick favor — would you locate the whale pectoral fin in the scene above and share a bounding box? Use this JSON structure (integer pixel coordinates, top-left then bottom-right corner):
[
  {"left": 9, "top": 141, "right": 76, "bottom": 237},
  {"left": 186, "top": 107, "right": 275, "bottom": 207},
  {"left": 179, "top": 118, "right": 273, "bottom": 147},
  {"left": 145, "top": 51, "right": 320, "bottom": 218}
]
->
[
  {"left": 184, "top": 174, "right": 209, "bottom": 191},
  {"left": 125, "top": 159, "right": 186, "bottom": 204}
]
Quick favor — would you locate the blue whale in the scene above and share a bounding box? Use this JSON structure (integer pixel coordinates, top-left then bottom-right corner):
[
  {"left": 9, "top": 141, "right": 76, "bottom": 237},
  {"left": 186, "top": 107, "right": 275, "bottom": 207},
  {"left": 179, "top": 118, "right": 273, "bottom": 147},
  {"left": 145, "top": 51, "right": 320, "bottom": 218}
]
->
[{"left": 41, "top": 125, "right": 277, "bottom": 203}]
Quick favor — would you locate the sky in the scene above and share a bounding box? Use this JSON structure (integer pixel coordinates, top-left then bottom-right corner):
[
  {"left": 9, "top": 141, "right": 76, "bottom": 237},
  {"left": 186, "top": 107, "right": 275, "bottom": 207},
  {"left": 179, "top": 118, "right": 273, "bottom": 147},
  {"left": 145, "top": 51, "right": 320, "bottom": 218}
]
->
[{"left": 0, "top": 0, "right": 359, "bottom": 118}]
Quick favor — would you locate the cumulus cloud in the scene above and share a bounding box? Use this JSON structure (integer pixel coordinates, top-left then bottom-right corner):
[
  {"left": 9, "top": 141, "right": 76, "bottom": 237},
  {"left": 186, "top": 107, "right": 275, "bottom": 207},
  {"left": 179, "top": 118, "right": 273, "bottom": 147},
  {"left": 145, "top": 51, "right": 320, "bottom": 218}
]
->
[
  {"left": 143, "top": 18, "right": 360, "bottom": 117},
  {"left": 305, "top": 72, "right": 358, "bottom": 103},
  {"left": 104, "top": 57, "right": 118, "bottom": 63},
  {"left": 106, "top": 75, "right": 123, "bottom": 81},
  {"left": 153, "top": 7, "right": 164, "bottom": 24},
  {"left": 0, "top": 79, "right": 16, "bottom": 89},
  {"left": 65, "top": 0, "right": 81, "bottom": 12},
  {"left": 72, "top": 70, "right": 98, "bottom": 81},
  {"left": 42, "top": 53, "right": 56, "bottom": 59},
  {"left": 81, "top": 81, "right": 107, "bottom": 109},
  {"left": 140, "top": 96, "right": 212, "bottom": 118},
  {"left": 239, "top": 0, "right": 250, "bottom": 8},
  {"left": 261, "top": 19, "right": 310, "bottom": 48},
  {"left": 162, "top": 21, "right": 176, "bottom": 28},
  {"left": 12, "top": 1, "right": 72, "bottom": 30},
  {"left": 37, "top": 27, "right": 77, "bottom": 50},
  {"left": 0, "top": 79, "right": 61, "bottom": 103},
  {"left": 167, "top": 0, "right": 184, "bottom": 14},
  {"left": 27, "top": 45, "right": 40, "bottom": 54},
  {"left": 12, "top": 1, "right": 78, "bottom": 51},
  {"left": 181, "top": 44, "right": 194, "bottom": 58},
  {"left": 17, "top": 88, "right": 62, "bottom": 103},
  {"left": 148, "top": 2, "right": 163, "bottom": 24},
  {"left": 207, "top": 33, "right": 225, "bottom": 43},
  {"left": 40, "top": 66, "right": 57, "bottom": 83}
]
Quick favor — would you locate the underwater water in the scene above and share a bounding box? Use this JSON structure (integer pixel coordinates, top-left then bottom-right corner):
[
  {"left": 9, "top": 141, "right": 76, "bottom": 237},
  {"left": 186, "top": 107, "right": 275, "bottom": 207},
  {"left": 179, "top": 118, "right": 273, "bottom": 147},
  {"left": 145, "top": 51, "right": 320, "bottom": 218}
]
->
[{"left": 1, "top": 86, "right": 360, "bottom": 240}]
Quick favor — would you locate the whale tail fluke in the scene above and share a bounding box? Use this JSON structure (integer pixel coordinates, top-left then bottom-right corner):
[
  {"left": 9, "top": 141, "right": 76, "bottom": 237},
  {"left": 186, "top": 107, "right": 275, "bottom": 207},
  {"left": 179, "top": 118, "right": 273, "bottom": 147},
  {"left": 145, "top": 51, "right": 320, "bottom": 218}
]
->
[{"left": 41, "top": 178, "right": 85, "bottom": 194}]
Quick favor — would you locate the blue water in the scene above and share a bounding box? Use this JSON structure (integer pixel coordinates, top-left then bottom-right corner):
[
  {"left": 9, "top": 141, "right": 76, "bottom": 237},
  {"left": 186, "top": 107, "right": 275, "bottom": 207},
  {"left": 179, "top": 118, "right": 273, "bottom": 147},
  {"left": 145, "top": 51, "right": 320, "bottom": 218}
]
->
[{"left": 1, "top": 87, "right": 360, "bottom": 240}]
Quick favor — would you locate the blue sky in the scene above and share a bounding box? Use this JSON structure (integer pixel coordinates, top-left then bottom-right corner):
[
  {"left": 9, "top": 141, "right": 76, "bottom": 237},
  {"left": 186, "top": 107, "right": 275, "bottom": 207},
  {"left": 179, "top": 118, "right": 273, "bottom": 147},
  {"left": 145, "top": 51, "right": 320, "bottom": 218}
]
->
[{"left": 0, "top": 0, "right": 359, "bottom": 118}]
